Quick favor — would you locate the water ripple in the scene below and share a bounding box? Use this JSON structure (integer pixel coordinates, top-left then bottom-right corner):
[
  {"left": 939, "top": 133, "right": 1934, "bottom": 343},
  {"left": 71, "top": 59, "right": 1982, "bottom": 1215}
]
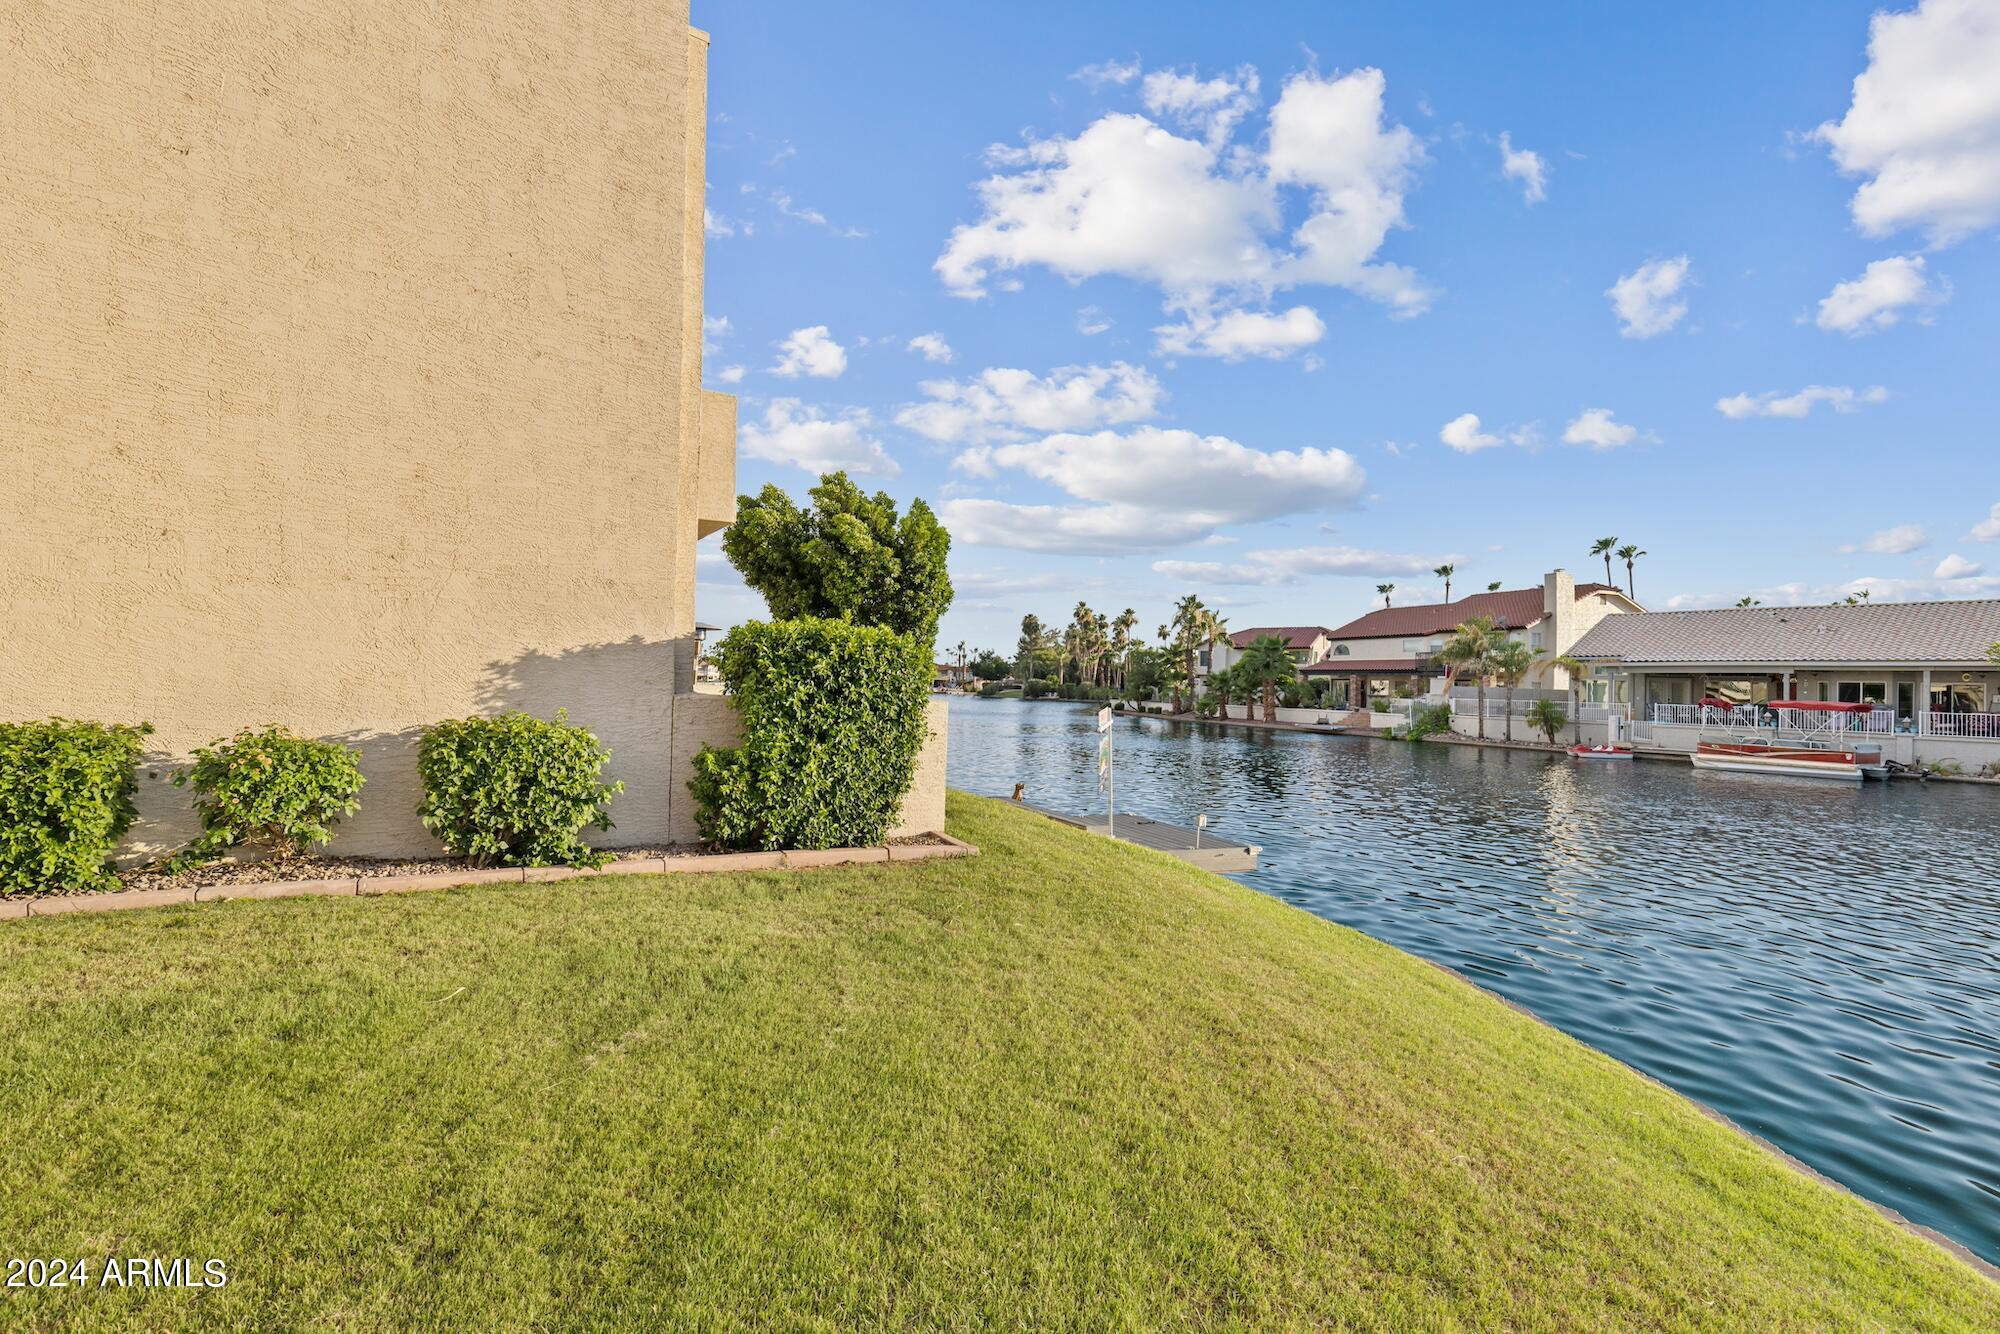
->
[{"left": 948, "top": 699, "right": 2000, "bottom": 1264}]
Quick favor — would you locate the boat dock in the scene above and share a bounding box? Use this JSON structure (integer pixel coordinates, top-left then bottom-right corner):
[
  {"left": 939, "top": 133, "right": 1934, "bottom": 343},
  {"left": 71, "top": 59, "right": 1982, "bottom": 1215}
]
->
[{"left": 1016, "top": 801, "right": 1261, "bottom": 873}]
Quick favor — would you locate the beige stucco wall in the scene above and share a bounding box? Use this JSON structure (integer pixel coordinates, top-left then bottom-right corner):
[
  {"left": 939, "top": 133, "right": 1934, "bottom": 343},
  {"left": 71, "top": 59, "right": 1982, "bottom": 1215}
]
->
[
  {"left": 0, "top": 2, "right": 735, "bottom": 859},
  {"left": 665, "top": 696, "right": 950, "bottom": 844}
]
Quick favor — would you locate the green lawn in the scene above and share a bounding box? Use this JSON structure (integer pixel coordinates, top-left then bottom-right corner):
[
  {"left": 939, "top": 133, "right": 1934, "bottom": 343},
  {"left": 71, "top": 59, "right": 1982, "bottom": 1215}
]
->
[{"left": 2, "top": 793, "right": 1992, "bottom": 1329}]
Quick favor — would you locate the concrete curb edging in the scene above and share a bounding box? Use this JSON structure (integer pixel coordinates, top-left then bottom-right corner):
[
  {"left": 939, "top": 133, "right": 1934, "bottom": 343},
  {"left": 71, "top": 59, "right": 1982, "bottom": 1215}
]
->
[{"left": 5, "top": 835, "right": 978, "bottom": 921}]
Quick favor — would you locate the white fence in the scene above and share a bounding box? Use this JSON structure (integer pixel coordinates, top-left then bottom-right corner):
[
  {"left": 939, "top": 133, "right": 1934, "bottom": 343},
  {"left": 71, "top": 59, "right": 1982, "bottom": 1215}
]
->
[
  {"left": 1646, "top": 702, "right": 1973, "bottom": 737},
  {"left": 1928, "top": 711, "right": 2000, "bottom": 739}
]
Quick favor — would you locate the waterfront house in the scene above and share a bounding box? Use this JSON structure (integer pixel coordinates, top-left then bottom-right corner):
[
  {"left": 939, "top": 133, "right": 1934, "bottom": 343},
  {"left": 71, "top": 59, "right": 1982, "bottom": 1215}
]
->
[
  {"left": 0, "top": 2, "right": 783, "bottom": 858},
  {"left": 1301, "top": 571, "right": 1640, "bottom": 706},
  {"left": 1569, "top": 598, "right": 2000, "bottom": 767},
  {"left": 1200, "top": 626, "right": 1337, "bottom": 682}
]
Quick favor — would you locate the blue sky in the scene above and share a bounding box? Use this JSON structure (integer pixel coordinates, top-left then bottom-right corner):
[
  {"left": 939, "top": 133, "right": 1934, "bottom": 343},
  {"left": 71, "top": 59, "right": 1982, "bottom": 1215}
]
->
[{"left": 693, "top": 0, "right": 2000, "bottom": 654}]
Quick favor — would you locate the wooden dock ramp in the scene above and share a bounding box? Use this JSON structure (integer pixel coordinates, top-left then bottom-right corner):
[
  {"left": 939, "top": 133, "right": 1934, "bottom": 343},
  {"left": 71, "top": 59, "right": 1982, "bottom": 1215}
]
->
[{"left": 1016, "top": 802, "right": 1260, "bottom": 874}]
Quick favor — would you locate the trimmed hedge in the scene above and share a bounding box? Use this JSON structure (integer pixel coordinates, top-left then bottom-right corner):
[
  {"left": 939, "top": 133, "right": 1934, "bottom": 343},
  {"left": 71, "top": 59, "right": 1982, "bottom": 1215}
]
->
[
  {"left": 171, "top": 726, "right": 364, "bottom": 867},
  {"left": 691, "top": 618, "right": 931, "bottom": 851},
  {"left": 0, "top": 719, "right": 151, "bottom": 896},
  {"left": 418, "top": 710, "right": 623, "bottom": 868}
]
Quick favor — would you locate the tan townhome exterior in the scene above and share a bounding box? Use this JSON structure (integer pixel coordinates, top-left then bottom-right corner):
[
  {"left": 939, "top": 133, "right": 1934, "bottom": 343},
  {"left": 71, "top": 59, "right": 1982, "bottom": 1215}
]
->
[{"left": 1, "top": 2, "right": 760, "bottom": 857}]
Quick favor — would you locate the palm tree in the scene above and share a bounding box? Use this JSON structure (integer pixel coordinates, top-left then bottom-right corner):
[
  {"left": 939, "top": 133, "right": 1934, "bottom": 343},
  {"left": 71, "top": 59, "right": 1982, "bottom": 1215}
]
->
[
  {"left": 1434, "top": 564, "right": 1456, "bottom": 604},
  {"left": 1616, "top": 544, "right": 1645, "bottom": 599},
  {"left": 1164, "top": 595, "right": 1208, "bottom": 715},
  {"left": 1204, "top": 664, "right": 1225, "bottom": 719},
  {"left": 1544, "top": 652, "right": 1591, "bottom": 745},
  {"left": 1111, "top": 608, "right": 1137, "bottom": 688},
  {"left": 1591, "top": 537, "right": 1618, "bottom": 586},
  {"left": 1487, "top": 580, "right": 1502, "bottom": 592},
  {"left": 953, "top": 640, "right": 967, "bottom": 688},
  {"left": 1237, "top": 635, "right": 1297, "bottom": 723},
  {"left": 1526, "top": 698, "right": 1567, "bottom": 744},
  {"left": 1016, "top": 614, "right": 1042, "bottom": 683},
  {"left": 1438, "top": 616, "right": 1502, "bottom": 740},
  {"left": 1490, "top": 638, "right": 1536, "bottom": 743},
  {"left": 1198, "top": 607, "right": 1230, "bottom": 695},
  {"left": 1376, "top": 583, "right": 1395, "bottom": 608},
  {"left": 1734, "top": 597, "right": 1761, "bottom": 607}
]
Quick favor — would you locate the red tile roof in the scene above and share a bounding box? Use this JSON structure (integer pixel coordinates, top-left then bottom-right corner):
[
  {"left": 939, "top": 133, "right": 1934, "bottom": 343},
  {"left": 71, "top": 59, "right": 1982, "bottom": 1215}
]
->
[
  {"left": 1300, "top": 658, "right": 1424, "bottom": 674},
  {"left": 1326, "top": 584, "right": 1623, "bottom": 639},
  {"left": 1227, "top": 625, "right": 1334, "bottom": 650}
]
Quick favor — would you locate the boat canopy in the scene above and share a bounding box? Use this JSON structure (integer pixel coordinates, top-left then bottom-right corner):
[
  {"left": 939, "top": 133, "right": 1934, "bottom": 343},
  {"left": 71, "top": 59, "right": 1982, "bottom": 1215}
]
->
[{"left": 1769, "top": 699, "right": 1880, "bottom": 714}]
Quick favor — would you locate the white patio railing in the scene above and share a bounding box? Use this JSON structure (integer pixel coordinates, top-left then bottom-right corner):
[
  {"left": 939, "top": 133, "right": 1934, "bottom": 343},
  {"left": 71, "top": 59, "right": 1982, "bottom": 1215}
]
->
[
  {"left": 1928, "top": 711, "right": 2000, "bottom": 740},
  {"left": 1649, "top": 703, "right": 1894, "bottom": 734}
]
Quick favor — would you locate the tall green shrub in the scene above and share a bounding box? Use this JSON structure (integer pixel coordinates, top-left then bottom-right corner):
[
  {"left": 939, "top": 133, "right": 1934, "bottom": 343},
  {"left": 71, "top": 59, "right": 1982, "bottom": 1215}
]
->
[
  {"left": 417, "top": 710, "right": 623, "bottom": 867},
  {"left": 721, "top": 473, "right": 953, "bottom": 643},
  {"left": 171, "top": 726, "right": 364, "bottom": 867},
  {"left": 691, "top": 619, "right": 931, "bottom": 851},
  {"left": 0, "top": 719, "right": 151, "bottom": 895}
]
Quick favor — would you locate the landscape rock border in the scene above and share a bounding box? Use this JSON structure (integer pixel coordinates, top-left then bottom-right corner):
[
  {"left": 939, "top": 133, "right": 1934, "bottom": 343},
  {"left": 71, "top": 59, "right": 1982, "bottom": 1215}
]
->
[{"left": 0, "top": 835, "right": 978, "bottom": 922}]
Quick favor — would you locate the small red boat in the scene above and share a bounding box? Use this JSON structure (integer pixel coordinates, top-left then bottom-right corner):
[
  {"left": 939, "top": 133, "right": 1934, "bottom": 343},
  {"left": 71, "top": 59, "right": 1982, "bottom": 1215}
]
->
[{"left": 1569, "top": 744, "right": 1633, "bottom": 760}]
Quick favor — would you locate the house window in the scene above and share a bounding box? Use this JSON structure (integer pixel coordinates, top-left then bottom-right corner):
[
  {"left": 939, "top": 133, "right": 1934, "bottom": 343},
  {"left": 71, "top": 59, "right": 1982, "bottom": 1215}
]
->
[
  {"left": 1333, "top": 644, "right": 1350, "bottom": 656},
  {"left": 1197, "top": 649, "right": 1210, "bottom": 668},
  {"left": 1896, "top": 682, "right": 1916, "bottom": 719},
  {"left": 1835, "top": 681, "right": 1887, "bottom": 705}
]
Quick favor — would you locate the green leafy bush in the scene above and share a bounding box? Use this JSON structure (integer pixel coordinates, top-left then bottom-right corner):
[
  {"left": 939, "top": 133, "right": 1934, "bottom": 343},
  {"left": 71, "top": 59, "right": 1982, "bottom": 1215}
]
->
[
  {"left": 722, "top": 473, "right": 953, "bottom": 643},
  {"left": 417, "top": 710, "right": 623, "bottom": 867},
  {"left": 1024, "top": 680, "right": 1055, "bottom": 699},
  {"left": 0, "top": 718, "right": 151, "bottom": 896},
  {"left": 170, "top": 727, "right": 363, "bottom": 867},
  {"left": 1408, "top": 704, "right": 1454, "bottom": 741},
  {"left": 691, "top": 619, "right": 931, "bottom": 851},
  {"left": 1526, "top": 699, "right": 1569, "bottom": 744}
]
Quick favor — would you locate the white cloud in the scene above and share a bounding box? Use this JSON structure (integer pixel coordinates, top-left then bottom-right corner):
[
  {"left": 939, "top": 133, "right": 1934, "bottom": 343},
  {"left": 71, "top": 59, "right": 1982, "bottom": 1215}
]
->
[
  {"left": 1152, "top": 545, "right": 1446, "bottom": 586},
  {"left": 1141, "top": 65, "right": 1260, "bottom": 147},
  {"left": 1666, "top": 570, "right": 2000, "bottom": 607},
  {"left": 938, "top": 499, "right": 1213, "bottom": 553},
  {"left": 702, "top": 314, "right": 731, "bottom": 356},
  {"left": 936, "top": 67, "right": 1431, "bottom": 351},
  {"left": 740, "top": 399, "right": 898, "bottom": 478},
  {"left": 1969, "top": 503, "right": 2000, "bottom": 542},
  {"left": 1606, "top": 256, "right": 1691, "bottom": 338},
  {"left": 1715, "top": 384, "right": 1889, "bottom": 419},
  {"left": 770, "top": 325, "right": 848, "bottom": 379},
  {"left": 1815, "top": 254, "right": 1949, "bottom": 334},
  {"left": 1076, "top": 306, "right": 1112, "bottom": 335},
  {"left": 716, "top": 365, "right": 745, "bottom": 385},
  {"left": 1562, "top": 408, "right": 1644, "bottom": 450},
  {"left": 895, "top": 362, "right": 1162, "bottom": 445},
  {"left": 1812, "top": 0, "right": 2000, "bottom": 246},
  {"left": 944, "top": 425, "right": 1366, "bottom": 552},
  {"left": 1154, "top": 304, "right": 1325, "bottom": 360},
  {"left": 1439, "top": 412, "right": 1501, "bottom": 453},
  {"left": 1839, "top": 523, "right": 1928, "bottom": 555},
  {"left": 1072, "top": 58, "right": 1140, "bottom": 89},
  {"left": 1498, "top": 131, "right": 1547, "bottom": 203},
  {"left": 769, "top": 190, "right": 864, "bottom": 239},
  {"left": 703, "top": 207, "right": 738, "bottom": 238},
  {"left": 906, "top": 332, "right": 954, "bottom": 364},
  {"left": 1934, "top": 553, "right": 1984, "bottom": 579}
]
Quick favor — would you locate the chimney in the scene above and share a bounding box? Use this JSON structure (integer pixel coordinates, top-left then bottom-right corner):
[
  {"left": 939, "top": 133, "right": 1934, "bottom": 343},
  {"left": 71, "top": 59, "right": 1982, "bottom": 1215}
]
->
[{"left": 1543, "top": 568, "right": 1573, "bottom": 620}]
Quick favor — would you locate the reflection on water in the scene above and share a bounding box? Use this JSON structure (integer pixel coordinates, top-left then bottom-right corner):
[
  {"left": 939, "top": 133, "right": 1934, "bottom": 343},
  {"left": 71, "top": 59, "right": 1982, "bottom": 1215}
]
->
[{"left": 947, "top": 698, "right": 2000, "bottom": 1264}]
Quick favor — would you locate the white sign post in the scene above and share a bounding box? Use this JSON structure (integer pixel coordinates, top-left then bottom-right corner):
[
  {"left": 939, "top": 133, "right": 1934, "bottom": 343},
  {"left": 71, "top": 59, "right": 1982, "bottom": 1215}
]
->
[{"left": 1096, "top": 707, "right": 1114, "bottom": 838}]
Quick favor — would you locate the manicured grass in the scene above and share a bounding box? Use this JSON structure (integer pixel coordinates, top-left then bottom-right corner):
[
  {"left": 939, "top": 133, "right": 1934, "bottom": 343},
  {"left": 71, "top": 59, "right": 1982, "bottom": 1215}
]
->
[{"left": 2, "top": 793, "right": 1992, "bottom": 1329}]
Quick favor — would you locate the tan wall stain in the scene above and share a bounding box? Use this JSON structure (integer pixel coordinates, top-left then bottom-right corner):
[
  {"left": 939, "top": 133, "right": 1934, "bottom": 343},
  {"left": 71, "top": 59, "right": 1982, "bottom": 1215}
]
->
[{"left": 0, "top": 1, "right": 743, "bottom": 857}]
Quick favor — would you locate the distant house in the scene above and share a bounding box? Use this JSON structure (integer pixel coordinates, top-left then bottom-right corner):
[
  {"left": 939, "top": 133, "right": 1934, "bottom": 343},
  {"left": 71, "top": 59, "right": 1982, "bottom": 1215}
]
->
[
  {"left": 1200, "top": 626, "right": 1336, "bottom": 681},
  {"left": 1301, "top": 571, "right": 1640, "bottom": 702},
  {"left": 1569, "top": 597, "right": 2000, "bottom": 729}
]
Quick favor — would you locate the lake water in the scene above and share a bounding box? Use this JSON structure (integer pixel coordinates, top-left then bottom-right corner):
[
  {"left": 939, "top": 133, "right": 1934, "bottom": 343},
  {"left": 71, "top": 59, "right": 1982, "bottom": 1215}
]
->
[{"left": 945, "top": 697, "right": 2000, "bottom": 1265}]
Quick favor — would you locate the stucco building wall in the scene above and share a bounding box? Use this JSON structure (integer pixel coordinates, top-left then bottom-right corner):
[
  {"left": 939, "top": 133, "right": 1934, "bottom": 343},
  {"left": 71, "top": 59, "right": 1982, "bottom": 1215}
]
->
[{"left": 1, "top": 1, "right": 742, "bottom": 859}]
